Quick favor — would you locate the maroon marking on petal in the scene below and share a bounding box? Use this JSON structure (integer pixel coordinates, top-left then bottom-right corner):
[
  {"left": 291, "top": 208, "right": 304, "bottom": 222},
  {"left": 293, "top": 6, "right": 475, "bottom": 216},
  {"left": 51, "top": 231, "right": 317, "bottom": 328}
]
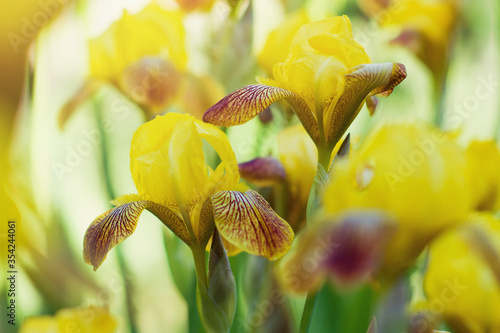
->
[
  {"left": 238, "top": 157, "right": 286, "bottom": 187},
  {"left": 203, "top": 85, "right": 293, "bottom": 126}
]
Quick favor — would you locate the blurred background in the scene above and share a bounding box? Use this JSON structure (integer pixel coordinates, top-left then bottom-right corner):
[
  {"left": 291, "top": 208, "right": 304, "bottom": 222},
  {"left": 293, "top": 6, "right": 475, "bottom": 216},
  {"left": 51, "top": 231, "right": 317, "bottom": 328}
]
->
[{"left": 0, "top": 0, "right": 498, "bottom": 332}]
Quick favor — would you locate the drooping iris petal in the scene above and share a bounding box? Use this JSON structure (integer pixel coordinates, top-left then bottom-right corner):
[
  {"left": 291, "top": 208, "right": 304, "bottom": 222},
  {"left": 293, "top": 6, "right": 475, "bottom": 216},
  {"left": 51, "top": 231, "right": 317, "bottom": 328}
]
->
[
  {"left": 202, "top": 85, "right": 294, "bottom": 126},
  {"left": 324, "top": 62, "right": 407, "bottom": 145},
  {"left": 280, "top": 210, "right": 395, "bottom": 293},
  {"left": 83, "top": 194, "right": 189, "bottom": 270},
  {"left": 211, "top": 189, "right": 294, "bottom": 260},
  {"left": 130, "top": 113, "right": 207, "bottom": 209},
  {"left": 238, "top": 157, "right": 286, "bottom": 187}
]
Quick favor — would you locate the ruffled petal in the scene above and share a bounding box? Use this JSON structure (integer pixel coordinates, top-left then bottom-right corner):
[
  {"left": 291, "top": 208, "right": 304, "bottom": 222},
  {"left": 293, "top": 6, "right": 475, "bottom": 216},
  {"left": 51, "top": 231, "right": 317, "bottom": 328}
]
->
[{"left": 211, "top": 189, "right": 294, "bottom": 260}]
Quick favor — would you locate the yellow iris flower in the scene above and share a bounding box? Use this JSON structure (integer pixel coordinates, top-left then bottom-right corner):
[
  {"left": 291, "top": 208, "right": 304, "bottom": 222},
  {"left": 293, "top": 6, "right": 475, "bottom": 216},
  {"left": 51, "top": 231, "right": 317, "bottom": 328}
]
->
[
  {"left": 424, "top": 213, "right": 500, "bottom": 333},
  {"left": 204, "top": 16, "right": 406, "bottom": 165},
  {"left": 90, "top": 3, "right": 186, "bottom": 109},
  {"left": 83, "top": 113, "right": 294, "bottom": 270},
  {"left": 362, "top": 0, "right": 457, "bottom": 80},
  {"left": 322, "top": 123, "right": 469, "bottom": 280},
  {"left": 20, "top": 306, "right": 117, "bottom": 333},
  {"left": 60, "top": 3, "right": 187, "bottom": 127}
]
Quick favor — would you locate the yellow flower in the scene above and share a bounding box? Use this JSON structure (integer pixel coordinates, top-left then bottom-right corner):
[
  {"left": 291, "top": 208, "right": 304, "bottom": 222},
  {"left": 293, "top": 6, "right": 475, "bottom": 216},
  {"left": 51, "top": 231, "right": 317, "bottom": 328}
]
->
[
  {"left": 89, "top": 3, "right": 186, "bottom": 82},
  {"left": 20, "top": 306, "right": 117, "bottom": 333},
  {"left": 258, "top": 9, "right": 310, "bottom": 75},
  {"left": 89, "top": 3, "right": 186, "bottom": 110},
  {"left": 465, "top": 140, "right": 500, "bottom": 211},
  {"left": 83, "top": 113, "right": 294, "bottom": 270},
  {"left": 59, "top": 3, "right": 188, "bottom": 127},
  {"left": 424, "top": 213, "right": 500, "bottom": 333},
  {"left": 363, "top": 0, "right": 457, "bottom": 79},
  {"left": 323, "top": 123, "right": 469, "bottom": 279},
  {"left": 204, "top": 16, "right": 406, "bottom": 159}
]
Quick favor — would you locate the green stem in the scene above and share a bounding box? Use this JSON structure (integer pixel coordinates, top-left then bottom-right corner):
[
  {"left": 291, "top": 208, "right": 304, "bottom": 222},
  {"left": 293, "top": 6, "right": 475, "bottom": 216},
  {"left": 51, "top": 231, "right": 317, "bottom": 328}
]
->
[
  {"left": 192, "top": 246, "right": 208, "bottom": 289},
  {"left": 93, "top": 98, "right": 138, "bottom": 333},
  {"left": 299, "top": 291, "right": 319, "bottom": 333},
  {"left": 317, "top": 144, "right": 332, "bottom": 172},
  {"left": 433, "top": 63, "right": 448, "bottom": 129},
  {"left": 299, "top": 144, "right": 333, "bottom": 332}
]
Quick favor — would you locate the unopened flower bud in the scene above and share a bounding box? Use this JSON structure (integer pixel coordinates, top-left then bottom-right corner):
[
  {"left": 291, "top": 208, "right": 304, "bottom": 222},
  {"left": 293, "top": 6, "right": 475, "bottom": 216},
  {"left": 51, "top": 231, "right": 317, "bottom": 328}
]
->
[{"left": 197, "top": 229, "right": 236, "bottom": 333}]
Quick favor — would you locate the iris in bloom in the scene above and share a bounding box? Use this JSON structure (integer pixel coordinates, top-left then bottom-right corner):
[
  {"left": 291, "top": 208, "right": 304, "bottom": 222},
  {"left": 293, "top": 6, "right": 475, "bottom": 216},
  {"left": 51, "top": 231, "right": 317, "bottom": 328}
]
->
[
  {"left": 364, "top": 0, "right": 457, "bottom": 82},
  {"left": 423, "top": 213, "right": 500, "bottom": 333},
  {"left": 322, "top": 123, "right": 469, "bottom": 280},
  {"left": 83, "top": 113, "right": 294, "bottom": 271},
  {"left": 204, "top": 16, "right": 406, "bottom": 167},
  {"left": 60, "top": 3, "right": 187, "bottom": 126}
]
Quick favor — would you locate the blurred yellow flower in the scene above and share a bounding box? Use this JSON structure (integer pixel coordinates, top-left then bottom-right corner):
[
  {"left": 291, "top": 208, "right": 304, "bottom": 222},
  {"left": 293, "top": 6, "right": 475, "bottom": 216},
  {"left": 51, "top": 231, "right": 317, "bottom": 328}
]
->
[
  {"left": 465, "top": 140, "right": 500, "bottom": 212},
  {"left": 323, "top": 123, "right": 469, "bottom": 280},
  {"left": 89, "top": 3, "right": 186, "bottom": 109},
  {"left": 424, "top": 213, "right": 500, "bottom": 333},
  {"left": 60, "top": 3, "right": 188, "bottom": 126},
  {"left": 89, "top": 3, "right": 186, "bottom": 82},
  {"left": 363, "top": 0, "right": 457, "bottom": 80},
  {"left": 258, "top": 9, "right": 310, "bottom": 75},
  {"left": 20, "top": 306, "right": 117, "bottom": 333},
  {"left": 204, "top": 15, "right": 406, "bottom": 166},
  {"left": 83, "top": 113, "right": 294, "bottom": 270}
]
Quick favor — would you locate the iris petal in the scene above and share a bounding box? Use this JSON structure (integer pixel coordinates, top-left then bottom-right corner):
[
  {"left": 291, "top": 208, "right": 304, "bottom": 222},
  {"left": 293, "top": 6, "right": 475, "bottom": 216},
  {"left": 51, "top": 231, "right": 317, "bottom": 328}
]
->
[
  {"left": 325, "top": 62, "right": 407, "bottom": 145},
  {"left": 211, "top": 190, "right": 294, "bottom": 260},
  {"left": 203, "top": 85, "right": 294, "bottom": 126},
  {"left": 84, "top": 194, "right": 189, "bottom": 270}
]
